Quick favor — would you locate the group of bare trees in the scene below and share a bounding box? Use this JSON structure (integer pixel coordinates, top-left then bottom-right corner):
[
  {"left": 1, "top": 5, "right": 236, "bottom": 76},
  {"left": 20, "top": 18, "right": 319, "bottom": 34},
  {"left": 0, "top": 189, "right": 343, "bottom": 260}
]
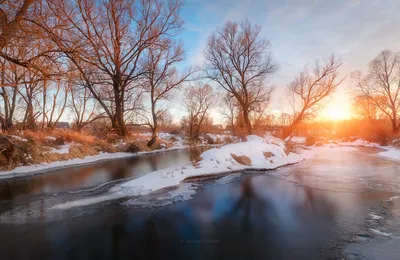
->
[
  {"left": 0, "top": 0, "right": 192, "bottom": 144},
  {"left": 0, "top": 0, "right": 352, "bottom": 142},
  {"left": 353, "top": 50, "right": 400, "bottom": 133}
]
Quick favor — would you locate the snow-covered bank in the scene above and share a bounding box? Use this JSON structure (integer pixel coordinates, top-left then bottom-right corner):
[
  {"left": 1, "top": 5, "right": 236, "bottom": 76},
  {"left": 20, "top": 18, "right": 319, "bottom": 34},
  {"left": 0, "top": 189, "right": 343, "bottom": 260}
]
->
[
  {"left": 377, "top": 148, "right": 400, "bottom": 161},
  {"left": 0, "top": 152, "right": 137, "bottom": 179},
  {"left": 0, "top": 146, "right": 192, "bottom": 180},
  {"left": 112, "top": 135, "right": 303, "bottom": 196}
]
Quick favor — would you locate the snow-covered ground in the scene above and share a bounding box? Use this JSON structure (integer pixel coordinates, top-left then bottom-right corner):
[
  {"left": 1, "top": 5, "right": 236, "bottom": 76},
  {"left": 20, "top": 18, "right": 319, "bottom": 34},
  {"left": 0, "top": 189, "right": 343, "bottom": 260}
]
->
[
  {"left": 377, "top": 148, "right": 400, "bottom": 161},
  {"left": 0, "top": 152, "right": 138, "bottom": 179},
  {"left": 0, "top": 131, "right": 237, "bottom": 179},
  {"left": 49, "top": 144, "right": 70, "bottom": 154},
  {"left": 111, "top": 135, "right": 303, "bottom": 196}
]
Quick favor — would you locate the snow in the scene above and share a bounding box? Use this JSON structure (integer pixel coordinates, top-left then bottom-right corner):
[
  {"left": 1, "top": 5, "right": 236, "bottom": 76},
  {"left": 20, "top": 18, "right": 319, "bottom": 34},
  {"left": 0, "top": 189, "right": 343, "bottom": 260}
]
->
[
  {"left": 49, "top": 144, "right": 70, "bottom": 154},
  {"left": 302, "top": 145, "right": 359, "bottom": 159},
  {"left": 214, "top": 173, "right": 242, "bottom": 184},
  {"left": 388, "top": 196, "right": 400, "bottom": 202},
  {"left": 113, "top": 135, "right": 303, "bottom": 196},
  {"left": 337, "top": 138, "right": 380, "bottom": 147},
  {"left": 369, "top": 213, "right": 384, "bottom": 220},
  {"left": 0, "top": 152, "right": 138, "bottom": 179},
  {"left": 290, "top": 136, "right": 306, "bottom": 144},
  {"left": 369, "top": 228, "right": 392, "bottom": 237},
  {"left": 124, "top": 183, "right": 198, "bottom": 207},
  {"left": 377, "top": 148, "right": 400, "bottom": 160},
  {"left": 9, "top": 135, "right": 28, "bottom": 142}
]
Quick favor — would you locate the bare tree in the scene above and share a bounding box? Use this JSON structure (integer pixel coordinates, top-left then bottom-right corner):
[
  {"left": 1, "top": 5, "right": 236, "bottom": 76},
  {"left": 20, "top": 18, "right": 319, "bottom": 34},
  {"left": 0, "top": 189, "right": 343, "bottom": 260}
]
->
[
  {"left": 0, "top": 57, "right": 20, "bottom": 130},
  {"left": 38, "top": 0, "right": 183, "bottom": 136},
  {"left": 183, "top": 84, "right": 216, "bottom": 140},
  {"left": 0, "top": 1, "right": 65, "bottom": 79},
  {"left": 18, "top": 69, "right": 42, "bottom": 129},
  {"left": 221, "top": 93, "right": 237, "bottom": 135},
  {"left": 42, "top": 79, "right": 69, "bottom": 129},
  {"left": 352, "top": 95, "right": 382, "bottom": 120},
  {"left": 353, "top": 50, "right": 400, "bottom": 133},
  {"left": 142, "top": 41, "right": 193, "bottom": 147},
  {"left": 69, "top": 82, "right": 104, "bottom": 133},
  {"left": 204, "top": 20, "right": 277, "bottom": 134},
  {"left": 0, "top": 0, "right": 36, "bottom": 50},
  {"left": 282, "top": 55, "right": 343, "bottom": 139}
]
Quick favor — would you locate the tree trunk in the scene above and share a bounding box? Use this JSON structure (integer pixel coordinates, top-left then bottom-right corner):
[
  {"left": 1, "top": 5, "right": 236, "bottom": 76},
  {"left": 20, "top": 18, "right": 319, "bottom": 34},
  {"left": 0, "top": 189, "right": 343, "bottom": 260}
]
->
[
  {"left": 282, "top": 115, "right": 303, "bottom": 140},
  {"left": 242, "top": 109, "right": 252, "bottom": 134},
  {"left": 113, "top": 87, "right": 127, "bottom": 136},
  {"left": 392, "top": 118, "right": 399, "bottom": 133},
  {"left": 26, "top": 102, "right": 36, "bottom": 130},
  {"left": 147, "top": 127, "right": 157, "bottom": 147},
  {"left": 147, "top": 105, "right": 158, "bottom": 147}
]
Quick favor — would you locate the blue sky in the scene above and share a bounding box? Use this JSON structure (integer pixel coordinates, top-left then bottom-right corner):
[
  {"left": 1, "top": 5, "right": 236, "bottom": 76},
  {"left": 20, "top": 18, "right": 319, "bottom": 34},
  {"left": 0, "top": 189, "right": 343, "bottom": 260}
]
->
[{"left": 168, "top": 0, "right": 400, "bottom": 121}]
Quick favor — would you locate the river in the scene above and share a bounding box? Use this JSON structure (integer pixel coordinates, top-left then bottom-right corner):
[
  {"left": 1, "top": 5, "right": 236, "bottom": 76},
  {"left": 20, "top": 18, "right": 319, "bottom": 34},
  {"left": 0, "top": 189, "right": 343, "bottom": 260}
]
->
[{"left": 0, "top": 146, "right": 400, "bottom": 259}]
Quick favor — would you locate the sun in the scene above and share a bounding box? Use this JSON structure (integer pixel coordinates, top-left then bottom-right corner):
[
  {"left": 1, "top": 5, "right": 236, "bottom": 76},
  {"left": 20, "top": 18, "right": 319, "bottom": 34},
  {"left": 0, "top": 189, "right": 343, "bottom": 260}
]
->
[{"left": 323, "top": 103, "right": 351, "bottom": 121}]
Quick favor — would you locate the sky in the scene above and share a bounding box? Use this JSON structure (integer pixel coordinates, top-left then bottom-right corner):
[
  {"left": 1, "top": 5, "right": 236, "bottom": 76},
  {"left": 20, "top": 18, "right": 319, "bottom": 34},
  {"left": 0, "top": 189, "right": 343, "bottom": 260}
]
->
[{"left": 168, "top": 0, "right": 400, "bottom": 122}]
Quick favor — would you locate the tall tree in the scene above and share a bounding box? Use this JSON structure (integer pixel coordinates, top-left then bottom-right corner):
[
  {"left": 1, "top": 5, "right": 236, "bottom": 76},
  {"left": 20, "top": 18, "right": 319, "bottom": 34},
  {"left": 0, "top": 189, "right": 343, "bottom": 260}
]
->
[
  {"left": 39, "top": 0, "right": 183, "bottom": 136},
  {"left": 204, "top": 20, "right": 277, "bottom": 134},
  {"left": 353, "top": 50, "right": 400, "bottom": 133},
  {"left": 282, "top": 55, "right": 343, "bottom": 139}
]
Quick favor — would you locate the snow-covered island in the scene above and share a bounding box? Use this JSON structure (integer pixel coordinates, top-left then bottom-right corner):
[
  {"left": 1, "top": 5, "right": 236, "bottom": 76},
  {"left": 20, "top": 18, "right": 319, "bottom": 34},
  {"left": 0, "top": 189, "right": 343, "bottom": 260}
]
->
[{"left": 112, "top": 135, "right": 304, "bottom": 195}]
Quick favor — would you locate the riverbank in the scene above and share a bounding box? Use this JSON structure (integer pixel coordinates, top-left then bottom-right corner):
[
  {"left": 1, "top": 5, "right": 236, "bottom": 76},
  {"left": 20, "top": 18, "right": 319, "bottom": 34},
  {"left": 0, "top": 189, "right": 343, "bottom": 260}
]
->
[{"left": 0, "top": 130, "right": 237, "bottom": 179}]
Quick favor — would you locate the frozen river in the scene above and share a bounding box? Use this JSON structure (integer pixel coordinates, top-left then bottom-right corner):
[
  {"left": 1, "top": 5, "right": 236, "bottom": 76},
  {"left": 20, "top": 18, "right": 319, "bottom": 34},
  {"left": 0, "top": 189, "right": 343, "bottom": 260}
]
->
[{"left": 0, "top": 146, "right": 400, "bottom": 259}]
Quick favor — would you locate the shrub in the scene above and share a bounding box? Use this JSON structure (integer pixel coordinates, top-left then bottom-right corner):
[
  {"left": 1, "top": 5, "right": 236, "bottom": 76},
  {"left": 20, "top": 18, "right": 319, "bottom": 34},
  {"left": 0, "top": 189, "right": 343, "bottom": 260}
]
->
[
  {"left": 224, "top": 136, "right": 234, "bottom": 144},
  {"left": 374, "top": 129, "right": 390, "bottom": 146},
  {"left": 168, "top": 135, "right": 178, "bottom": 143},
  {"left": 68, "top": 144, "right": 97, "bottom": 159},
  {"left": 305, "top": 136, "right": 316, "bottom": 146},
  {"left": 97, "top": 140, "right": 117, "bottom": 153},
  {"left": 205, "top": 135, "right": 215, "bottom": 145},
  {"left": 231, "top": 154, "right": 252, "bottom": 166},
  {"left": 0, "top": 136, "right": 33, "bottom": 169}
]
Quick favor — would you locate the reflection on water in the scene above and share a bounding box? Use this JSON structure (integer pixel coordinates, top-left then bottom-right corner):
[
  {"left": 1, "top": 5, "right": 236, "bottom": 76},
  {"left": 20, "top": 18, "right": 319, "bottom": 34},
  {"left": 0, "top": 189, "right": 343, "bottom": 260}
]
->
[
  {"left": 0, "top": 150, "right": 192, "bottom": 200},
  {"left": 0, "top": 174, "right": 389, "bottom": 260},
  {"left": 1, "top": 147, "right": 400, "bottom": 259}
]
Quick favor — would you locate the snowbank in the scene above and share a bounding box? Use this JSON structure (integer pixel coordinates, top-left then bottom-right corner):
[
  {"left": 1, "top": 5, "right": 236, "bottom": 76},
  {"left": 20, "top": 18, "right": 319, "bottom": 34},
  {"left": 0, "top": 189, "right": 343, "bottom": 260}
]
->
[
  {"left": 377, "top": 148, "right": 400, "bottom": 160},
  {"left": 49, "top": 144, "right": 70, "bottom": 154},
  {"left": 337, "top": 138, "right": 380, "bottom": 147},
  {"left": 113, "top": 135, "right": 303, "bottom": 196},
  {"left": 0, "top": 152, "right": 137, "bottom": 179}
]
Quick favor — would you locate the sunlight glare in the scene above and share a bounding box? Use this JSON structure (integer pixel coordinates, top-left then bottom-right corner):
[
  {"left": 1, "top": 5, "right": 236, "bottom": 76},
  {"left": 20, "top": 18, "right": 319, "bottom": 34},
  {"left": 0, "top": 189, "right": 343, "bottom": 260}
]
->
[{"left": 325, "top": 104, "right": 349, "bottom": 121}]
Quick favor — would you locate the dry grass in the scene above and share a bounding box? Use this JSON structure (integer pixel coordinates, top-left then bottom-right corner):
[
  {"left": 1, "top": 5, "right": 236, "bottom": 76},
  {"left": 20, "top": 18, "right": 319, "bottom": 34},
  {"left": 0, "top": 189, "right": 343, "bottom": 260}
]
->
[
  {"left": 263, "top": 152, "right": 273, "bottom": 159},
  {"left": 20, "top": 129, "right": 96, "bottom": 145},
  {"left": 231, "top": 154, "right": 252, "bottom": 166}
]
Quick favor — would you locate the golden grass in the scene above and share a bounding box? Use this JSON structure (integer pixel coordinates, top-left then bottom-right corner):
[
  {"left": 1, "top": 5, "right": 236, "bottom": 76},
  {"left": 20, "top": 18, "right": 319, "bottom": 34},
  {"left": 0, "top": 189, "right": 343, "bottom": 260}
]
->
[
  {"left": 263, "top": 152, "right": 273, "bottom": 158},
  {"left": 231, "top": 154, "right": 251, "bottom": 166}
]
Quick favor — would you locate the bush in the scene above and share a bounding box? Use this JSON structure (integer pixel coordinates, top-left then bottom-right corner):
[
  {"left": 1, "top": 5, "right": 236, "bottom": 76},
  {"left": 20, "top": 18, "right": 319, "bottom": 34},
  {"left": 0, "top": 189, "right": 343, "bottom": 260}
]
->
[
  {"left": 305, "top": 136, "right": 316, "bottom": 146},
  {"left": 0, "top": 136, "right": 33, "bottom": 169},
  {"left": 224, "top": 136, "right": 234, "bottom": 144},
  {"left": 205, "top": 135, "right": 215, "bottom": 145},
  {"left": 374, "top": 129, "right": 390, "bottom": 146},
  {"left": 68, "top": 144, "right": 97, "bottom": 159},
  {"left": 97, "top": 140, "right": 117, "bottom": 153}
]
